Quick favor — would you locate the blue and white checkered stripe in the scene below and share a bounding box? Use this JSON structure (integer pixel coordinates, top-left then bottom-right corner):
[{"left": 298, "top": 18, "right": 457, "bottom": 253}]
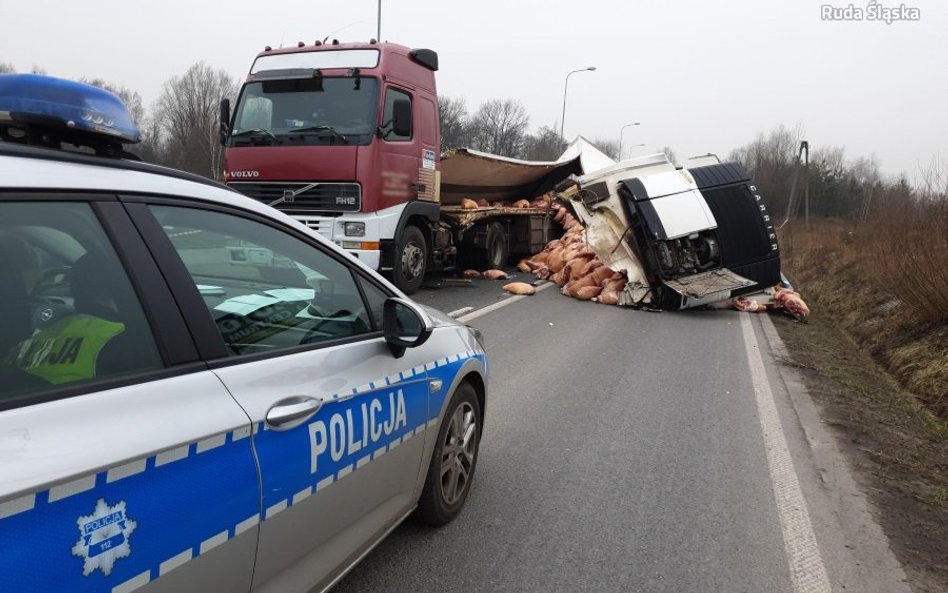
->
[{"left": 0, "top": 349, "right": 484, "bottom": 593}]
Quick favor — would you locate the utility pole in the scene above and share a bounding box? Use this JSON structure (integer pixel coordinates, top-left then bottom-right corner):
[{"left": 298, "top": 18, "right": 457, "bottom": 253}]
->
[{"left": 377, "top": 1, "right": 381, "bottom": 41}]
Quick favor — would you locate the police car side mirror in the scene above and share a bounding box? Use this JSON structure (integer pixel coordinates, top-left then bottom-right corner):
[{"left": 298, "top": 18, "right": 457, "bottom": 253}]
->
[{"left": 383, "top": 297, "right": 432, "bottom": 358}]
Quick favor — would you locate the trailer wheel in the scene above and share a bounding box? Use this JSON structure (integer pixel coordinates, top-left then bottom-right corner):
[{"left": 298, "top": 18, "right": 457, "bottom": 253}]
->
[
  {"left": 479, "top": 222, "right": 508, "bottom": 269},
  {"left": 394, "top": 225, "right": 427, "bottom": 294}
]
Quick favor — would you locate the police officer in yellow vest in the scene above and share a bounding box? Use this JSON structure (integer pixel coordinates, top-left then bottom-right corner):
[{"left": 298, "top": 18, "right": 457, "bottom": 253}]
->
[{"left": 7, "top": 253, "right": 128, "bottom": 385}]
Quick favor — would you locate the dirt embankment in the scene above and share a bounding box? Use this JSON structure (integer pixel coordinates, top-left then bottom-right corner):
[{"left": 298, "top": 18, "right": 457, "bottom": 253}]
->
[{"left": 775, "top": 218, "right": 947, "bottom": 593}]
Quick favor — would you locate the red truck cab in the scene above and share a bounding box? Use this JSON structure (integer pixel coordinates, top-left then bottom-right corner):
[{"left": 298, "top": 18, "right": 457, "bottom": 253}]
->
[{"left": 222, "top": 41, "right": 443, "bottom": 292}]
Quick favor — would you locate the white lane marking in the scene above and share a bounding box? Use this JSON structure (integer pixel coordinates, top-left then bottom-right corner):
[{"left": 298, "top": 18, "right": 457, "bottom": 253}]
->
[
  {"left": 200, "top": 530, "right": 229, "bottom": 555},
  {"left": 741, "top": 314, "right": 832, "bottom": 593},
  {"left": 159, "top": 549, "right": 193, "bottom": 576},
  {"left": 48, "top": 475, "right": 96, "bottom": 502},
  {"left": 196, "top": 433, "right": 227, "bottom": 454},
  {"left": 456, "top": 282, "right": 555, "bottom": 324},
  {"left": 107, "top": 459, "right": 147, "bottom": 483},
  {"left": 155, "top": 445, "right": 189, "bottom": 467},
  {"left": 112, "top": 570, "right": 150, "bottom": 593},
  {"left": 0, "top": 493, "right": 35, "bottom": 519},
  {"left": 447, "top": 306, "right": 474, "bottom": 318}
]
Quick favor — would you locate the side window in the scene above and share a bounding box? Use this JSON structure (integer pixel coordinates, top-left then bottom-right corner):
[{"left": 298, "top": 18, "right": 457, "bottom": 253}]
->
[
  {"left": 0, "top": 202, "right": 163, "bottom": 405},
  {"left": 150, "top": 206, "right": 373, "bottom": 355},
  {"left": 380, "top": 87, "right": 412, "bottom": 142}
]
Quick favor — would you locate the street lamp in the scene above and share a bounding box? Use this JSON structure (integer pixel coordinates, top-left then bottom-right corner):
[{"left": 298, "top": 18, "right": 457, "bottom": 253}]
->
[
  {"left": 617, "top": 122, "right": 640, "bottom": 159},
  {"left": 560, "top": 66, "right": 596, "bottom": 138},
  {"left": 623, "top": 143, "right": 645, "bottom": 160}
]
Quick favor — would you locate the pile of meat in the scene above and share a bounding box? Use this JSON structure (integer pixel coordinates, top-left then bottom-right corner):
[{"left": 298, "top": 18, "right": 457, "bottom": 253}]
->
[
  {"left": 517, "top": 202, "right": 627, "bottom": 305},
  {"left": 458, "top": 192, "right": 552, "bottom": 210},
  {"left": 733, "top": 286, "right": 811, "bottom": 321},
  {"left": 460, "top": 199, "right": 812, "bottom": 318}
]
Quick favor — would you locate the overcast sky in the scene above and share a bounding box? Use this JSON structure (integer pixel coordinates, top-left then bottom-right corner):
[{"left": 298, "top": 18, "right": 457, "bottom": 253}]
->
[{"left": 3, "top": 0, "right": 945, "bottom": 178}]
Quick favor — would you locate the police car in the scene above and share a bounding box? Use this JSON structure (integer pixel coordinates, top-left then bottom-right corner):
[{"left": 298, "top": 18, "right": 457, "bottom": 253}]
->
[{"left": 0, "top": 74, "right": 488, "bottom": 593}]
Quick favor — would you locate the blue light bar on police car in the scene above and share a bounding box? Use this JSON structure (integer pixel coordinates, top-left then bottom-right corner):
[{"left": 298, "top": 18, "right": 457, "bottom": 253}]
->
[{"left": 0, "top": 73, "right": 140, "bottom": 143}]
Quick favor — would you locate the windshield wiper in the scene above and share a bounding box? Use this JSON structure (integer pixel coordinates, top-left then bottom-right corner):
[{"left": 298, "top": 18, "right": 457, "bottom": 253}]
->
[
  {"left": 231, "top": 128, "right": 282, "bottom": 144},
  {"left": 292, "top": 126, "right": 348, "bottom": 143}
]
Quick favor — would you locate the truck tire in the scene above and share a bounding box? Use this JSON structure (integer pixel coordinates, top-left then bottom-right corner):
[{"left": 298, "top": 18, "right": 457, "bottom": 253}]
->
[
  {"left": 393, "top": 225, "right": 427, "bottom": 294},
  {"left": 478, "top": 222, "right": 508, "bottom": 269}
]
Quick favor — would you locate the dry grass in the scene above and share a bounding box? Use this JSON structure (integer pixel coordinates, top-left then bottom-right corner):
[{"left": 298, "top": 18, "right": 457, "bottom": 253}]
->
[{"left": 779, "top": 200, "right": 948, "bottom": 422}]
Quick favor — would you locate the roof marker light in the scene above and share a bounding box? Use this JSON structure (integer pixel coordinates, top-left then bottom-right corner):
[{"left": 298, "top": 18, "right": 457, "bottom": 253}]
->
[{"left": 297, "top": 41, "right": 305, "bottom": 48}]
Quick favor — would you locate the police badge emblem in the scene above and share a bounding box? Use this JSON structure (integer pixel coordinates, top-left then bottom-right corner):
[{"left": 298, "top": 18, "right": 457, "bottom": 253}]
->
[{"left": 71, "top": 499, "right": 137, "bottom": 576}]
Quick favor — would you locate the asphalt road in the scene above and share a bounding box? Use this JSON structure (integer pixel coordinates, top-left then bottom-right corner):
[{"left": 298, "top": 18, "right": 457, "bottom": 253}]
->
[{"left": 334, "top": 281, "right": 909, "bottom": 593}]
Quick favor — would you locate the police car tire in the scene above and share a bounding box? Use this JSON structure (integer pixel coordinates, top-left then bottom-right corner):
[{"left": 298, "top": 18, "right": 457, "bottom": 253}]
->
[{"left": 414, "top": 382, "right": 481, "bottom": 526}]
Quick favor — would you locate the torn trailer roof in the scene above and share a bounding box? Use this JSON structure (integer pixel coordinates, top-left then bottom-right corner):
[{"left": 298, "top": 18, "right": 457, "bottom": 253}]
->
[{"left": 438, "top": 137, "right": 614, "bottom": 205}]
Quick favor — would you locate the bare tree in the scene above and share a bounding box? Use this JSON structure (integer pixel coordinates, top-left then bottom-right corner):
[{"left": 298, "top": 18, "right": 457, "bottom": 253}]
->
[
  {"left": 522, "top": 125, "right": 568, "bottom": 161},
  {"left": 136, "top": 113, "right": 167, "bottom": 166},
  {"left": 589, "top": 137, "right": 620, "bottom": 160},
  {"left": 729, "top": 124, "right": 806, "bottom": 220},
  {"left": 0, "top": 63, "right": 15, "bottom": 74},
  {"left": 438, "top": 96, "right": 469, "bottom": 152},
  {"left": 468, "top": 99, "right": 530, "bottom": 157},
  {"left": 659, "top": 145, "right": 678, "bottom": 165},
  {"left": 30, "top": 65, "right": 46, "bottom": 75},
  {"left": 79, "top": 78, "right": 146, "bottom": 129},
  {"left": 154, "top": 62, "right": 237, "bottom": 178}
]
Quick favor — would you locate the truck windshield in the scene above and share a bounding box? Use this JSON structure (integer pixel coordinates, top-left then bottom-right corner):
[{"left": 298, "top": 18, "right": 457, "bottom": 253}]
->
[{"left": 231, "top": 77, "right": 379, "bottom": 146}]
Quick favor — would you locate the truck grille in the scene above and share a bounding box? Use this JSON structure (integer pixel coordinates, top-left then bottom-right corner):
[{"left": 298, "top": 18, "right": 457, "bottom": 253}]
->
[
  {"left": 228, "top": 182, "right": 361, "bottom": 213},
  {"left": 293, "top": 217, "right": 334, "bottom": 241}
]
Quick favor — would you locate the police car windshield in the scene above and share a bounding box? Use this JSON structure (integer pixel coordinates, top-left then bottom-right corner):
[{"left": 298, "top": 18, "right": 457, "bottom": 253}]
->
[{"left": 231, "top": 77, "right": 379, "bottom": 147}]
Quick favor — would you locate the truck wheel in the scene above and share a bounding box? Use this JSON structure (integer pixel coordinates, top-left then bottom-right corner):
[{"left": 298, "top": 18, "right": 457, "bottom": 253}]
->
[
  {"left": 479, "top": 222, "right": 508, "bottom": 269},
  {"left": 394, "top": 225, "right": 427, "bottom": 294},
  {"left": 414, "top": 382, "right": 481, "bottom": 525}
]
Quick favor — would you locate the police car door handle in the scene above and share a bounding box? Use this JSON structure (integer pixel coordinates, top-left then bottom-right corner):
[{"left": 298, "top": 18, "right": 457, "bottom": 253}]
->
[{"left": 266, "top": 396, "right": 324, "bottom": 431}]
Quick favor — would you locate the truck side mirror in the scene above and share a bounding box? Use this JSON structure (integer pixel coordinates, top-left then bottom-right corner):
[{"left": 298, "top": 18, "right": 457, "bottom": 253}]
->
[
  {"left": 219, "top": 99, "right": 231, "bottom": 145},
  {"left": 392, "top": 99, "right": 412, "bottom": 138}
]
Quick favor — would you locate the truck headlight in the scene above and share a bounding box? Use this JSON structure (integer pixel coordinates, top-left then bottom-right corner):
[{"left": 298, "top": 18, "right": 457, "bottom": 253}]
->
[{"left": 344, "top": 222, "right": 365, "bottom": 237}]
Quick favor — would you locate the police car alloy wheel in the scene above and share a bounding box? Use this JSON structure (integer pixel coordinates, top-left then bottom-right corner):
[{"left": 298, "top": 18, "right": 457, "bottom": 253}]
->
[{"left": 414, "top": 381, "right": 481, "bottom": 525}]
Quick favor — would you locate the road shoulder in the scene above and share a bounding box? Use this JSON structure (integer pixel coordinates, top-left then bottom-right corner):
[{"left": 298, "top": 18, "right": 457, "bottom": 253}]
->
[{"left": 763, "top": 312, "right": 947, "bottom": 593}]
